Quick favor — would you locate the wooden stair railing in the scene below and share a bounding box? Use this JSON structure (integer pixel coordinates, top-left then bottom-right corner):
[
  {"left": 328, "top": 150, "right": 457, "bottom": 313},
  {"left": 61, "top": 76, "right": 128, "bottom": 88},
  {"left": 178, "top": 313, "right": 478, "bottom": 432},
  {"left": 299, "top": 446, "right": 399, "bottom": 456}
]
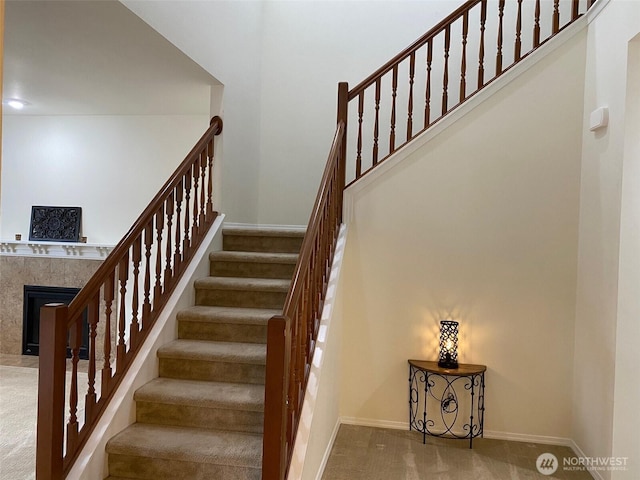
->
[
  {"left": 263, "top": 85, "right": 348, "bottom": 480},
  {"left": 36, "top": 116, "right": 223, "bottom": 480},
  {"left": 345, "top": 0, "right": 596, "bottom": 186},
  {"left": 262, "top": 0, "right": 597, "bottom": 478}
]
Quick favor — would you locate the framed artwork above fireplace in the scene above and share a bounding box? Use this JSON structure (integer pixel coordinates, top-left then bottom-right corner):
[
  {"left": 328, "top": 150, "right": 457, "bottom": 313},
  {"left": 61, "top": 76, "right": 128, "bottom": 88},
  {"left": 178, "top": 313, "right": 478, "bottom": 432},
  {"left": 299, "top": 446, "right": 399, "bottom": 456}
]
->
[{"left": 29, "top": 206, "right": 82, "bottom": 242}]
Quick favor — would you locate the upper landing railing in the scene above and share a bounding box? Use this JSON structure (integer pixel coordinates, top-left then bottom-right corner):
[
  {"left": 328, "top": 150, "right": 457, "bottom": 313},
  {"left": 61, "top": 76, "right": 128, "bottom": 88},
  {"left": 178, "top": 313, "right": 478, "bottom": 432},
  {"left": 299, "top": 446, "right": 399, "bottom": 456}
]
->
[
  {"left": 262, "top": 0, "right": 596, "bottom": 478},
  {"left": 344, "top": 0, "right": 595, "bottom": 185},
  {"left": 36, "top": 117, "right": 223, "bottom": 479}
]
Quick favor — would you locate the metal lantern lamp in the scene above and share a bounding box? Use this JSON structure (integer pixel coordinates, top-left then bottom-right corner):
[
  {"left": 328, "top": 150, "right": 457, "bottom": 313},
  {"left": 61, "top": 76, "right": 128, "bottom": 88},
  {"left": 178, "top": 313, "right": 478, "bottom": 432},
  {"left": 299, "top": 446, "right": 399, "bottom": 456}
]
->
[{"left": 437, "top": 320, "right": 459, "bottom": 369}]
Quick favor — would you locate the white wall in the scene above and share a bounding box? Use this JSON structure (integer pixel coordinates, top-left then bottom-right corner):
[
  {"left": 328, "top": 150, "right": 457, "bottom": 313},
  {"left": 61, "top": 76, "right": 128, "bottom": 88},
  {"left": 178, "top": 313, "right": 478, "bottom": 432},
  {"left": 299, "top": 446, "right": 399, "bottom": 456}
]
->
[
  {"left": 121, "top": 0, "right": 265, "bottom": 224},
  {"left": 120, "top": 0, "right": 457, "bottom": 225},
  {"left": 0, "top": 114, "right": 208, "bottom": 244},
  {"left": 338, "top": 29, "right": 586, "bottom": 440},
  {"left": 572, "top": 2, "right": 640, "bottom": 475},
  {"left": 287, "top": 226, "right": 347, "bottom": 480},
  {"left": 611, "top": 32, "right": 640, "bottom": 480}
]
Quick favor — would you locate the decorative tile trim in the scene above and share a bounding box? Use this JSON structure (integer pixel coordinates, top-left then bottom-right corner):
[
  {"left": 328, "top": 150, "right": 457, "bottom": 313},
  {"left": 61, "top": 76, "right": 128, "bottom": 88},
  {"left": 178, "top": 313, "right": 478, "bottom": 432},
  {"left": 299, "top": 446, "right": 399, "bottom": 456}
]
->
[{"left": 0, "top": 241, "right": 113, "bottom": 259}]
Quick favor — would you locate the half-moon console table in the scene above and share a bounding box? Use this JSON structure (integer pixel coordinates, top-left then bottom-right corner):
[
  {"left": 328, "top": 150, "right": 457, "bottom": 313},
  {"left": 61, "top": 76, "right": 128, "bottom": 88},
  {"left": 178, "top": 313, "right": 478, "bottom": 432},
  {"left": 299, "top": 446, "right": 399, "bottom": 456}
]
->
[{"left": 408, "top": 360, "right": 486, "bottom": 448}]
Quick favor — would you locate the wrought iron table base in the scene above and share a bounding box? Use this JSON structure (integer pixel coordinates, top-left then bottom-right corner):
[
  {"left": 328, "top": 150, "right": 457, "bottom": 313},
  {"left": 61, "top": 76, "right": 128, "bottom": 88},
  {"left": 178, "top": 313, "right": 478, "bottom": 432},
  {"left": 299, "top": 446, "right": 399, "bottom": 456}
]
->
[{"left": 408, "top": 360, "right": 486, "bottom": 449}]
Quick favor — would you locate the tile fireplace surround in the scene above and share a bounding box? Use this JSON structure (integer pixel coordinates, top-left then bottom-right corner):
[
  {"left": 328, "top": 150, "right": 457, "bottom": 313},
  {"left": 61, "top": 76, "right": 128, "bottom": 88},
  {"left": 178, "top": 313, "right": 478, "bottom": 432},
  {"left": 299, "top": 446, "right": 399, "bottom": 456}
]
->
[{"left": 0, "top": 241, "right": 112, "bottom": 355}]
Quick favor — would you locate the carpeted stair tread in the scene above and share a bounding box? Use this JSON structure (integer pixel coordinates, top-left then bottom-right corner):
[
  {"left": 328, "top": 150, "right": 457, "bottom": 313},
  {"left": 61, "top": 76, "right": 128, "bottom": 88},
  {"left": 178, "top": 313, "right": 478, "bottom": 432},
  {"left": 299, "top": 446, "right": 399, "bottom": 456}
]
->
[
  {"left": 157, "top": 339, "right": 266, "bottom": 364},
  {"left": 222, "top": 226, "right": 305, "bottom": 238},
  {"left": 106, "top": 423, "right": 262, "bottom": 468},
  {"left": 194, "top": 276, "right": 290, "bottom": 292},
  {"left": 209, "top": 251, "right": 298, "bottom": 264},
  {"left": 176, "top": 306, "right": 278, "bottom": 325},
  {"left": 135, "top": 378, "right": 264, "bottom": 412}
]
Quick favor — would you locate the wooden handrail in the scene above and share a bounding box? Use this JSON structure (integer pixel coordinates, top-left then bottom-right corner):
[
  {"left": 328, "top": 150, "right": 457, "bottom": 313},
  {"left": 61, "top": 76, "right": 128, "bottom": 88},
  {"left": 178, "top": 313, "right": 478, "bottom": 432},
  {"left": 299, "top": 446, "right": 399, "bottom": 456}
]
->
[
  {"left": 36, "top": 116, "right": 223, "bottom": 479},
  {"left": 68, "top": 117, "right": 223, "bottom": 322}
]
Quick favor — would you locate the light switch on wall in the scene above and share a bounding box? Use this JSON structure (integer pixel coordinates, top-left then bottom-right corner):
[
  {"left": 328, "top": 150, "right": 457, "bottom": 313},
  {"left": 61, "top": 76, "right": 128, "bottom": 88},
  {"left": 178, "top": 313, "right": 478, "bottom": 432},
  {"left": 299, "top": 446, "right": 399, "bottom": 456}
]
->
[{"left": 589, "top": 106, "right": 609, "bottom": 131}]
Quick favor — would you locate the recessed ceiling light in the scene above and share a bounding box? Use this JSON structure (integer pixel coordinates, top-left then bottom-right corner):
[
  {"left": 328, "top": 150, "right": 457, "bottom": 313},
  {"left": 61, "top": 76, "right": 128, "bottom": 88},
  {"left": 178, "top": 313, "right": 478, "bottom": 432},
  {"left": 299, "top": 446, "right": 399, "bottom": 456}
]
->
[{"left": 5, "top": 99, "right": 29, "bottom": 110}]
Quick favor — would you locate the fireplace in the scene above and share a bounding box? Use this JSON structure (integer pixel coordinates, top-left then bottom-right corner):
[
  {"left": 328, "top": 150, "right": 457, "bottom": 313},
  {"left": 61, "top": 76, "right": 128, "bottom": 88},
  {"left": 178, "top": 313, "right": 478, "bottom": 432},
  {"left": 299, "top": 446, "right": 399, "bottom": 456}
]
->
[{"left": 22, "top": 285, "right": 89, "bottom": 360}]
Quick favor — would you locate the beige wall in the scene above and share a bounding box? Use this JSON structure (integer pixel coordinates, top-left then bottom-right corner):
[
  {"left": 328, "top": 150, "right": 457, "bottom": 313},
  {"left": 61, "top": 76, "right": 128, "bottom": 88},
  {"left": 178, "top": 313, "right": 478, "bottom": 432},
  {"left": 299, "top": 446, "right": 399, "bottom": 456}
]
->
[
  {"left": 0, "top": 256, "right": 101, "bottom": 354},
  {"left": 572, "top": 2, "right": 640, "bottom": 476},
  {"left": 338, "top": 30, "right": 586, "bottom": 440}
]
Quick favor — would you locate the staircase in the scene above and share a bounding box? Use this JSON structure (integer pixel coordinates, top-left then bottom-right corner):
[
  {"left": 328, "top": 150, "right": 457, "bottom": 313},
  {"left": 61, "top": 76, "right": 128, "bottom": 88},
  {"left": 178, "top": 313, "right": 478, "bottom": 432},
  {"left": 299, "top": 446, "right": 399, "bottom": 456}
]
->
[{"left": 104, "top": 226, "right": 304, "bottom": 480}]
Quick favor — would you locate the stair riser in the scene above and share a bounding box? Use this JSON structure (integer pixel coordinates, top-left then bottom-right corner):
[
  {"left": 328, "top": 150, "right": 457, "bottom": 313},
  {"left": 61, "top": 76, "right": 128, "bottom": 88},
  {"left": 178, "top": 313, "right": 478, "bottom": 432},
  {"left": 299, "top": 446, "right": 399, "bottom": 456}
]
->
[
  {"left": 223, "top": 235, "right": 303, "bottom": 254},
  {"left": 136, "top": 402, "right": 264, "bottom": 434},
  {"left": 159, "top": 358, "right": 265, "bottom": 384},
  {"left": 196, "top": 289, "right": 286, "bottom": 309},
  {"left": 108, "top": 455, "right": 261, "bottom": 480},
  {"left": 210, "top": 260, "right": 295, "bottom": 279},
  {"left": 178, "top": 322, "right": 267, "bottom": 344}
]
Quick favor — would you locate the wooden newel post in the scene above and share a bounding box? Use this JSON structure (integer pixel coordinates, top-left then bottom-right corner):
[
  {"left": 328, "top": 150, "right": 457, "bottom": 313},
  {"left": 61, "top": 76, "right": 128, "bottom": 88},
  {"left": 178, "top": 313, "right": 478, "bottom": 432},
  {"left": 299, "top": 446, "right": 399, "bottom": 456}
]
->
[
  {"left": 36, "top": 303, "right": 68, "bottom": 480},
  {"left": 336, "top": 82, "right": 349, "bottom": 220},
  {"left": 262, "top": 315, "right": 291, "bottom": 480}
]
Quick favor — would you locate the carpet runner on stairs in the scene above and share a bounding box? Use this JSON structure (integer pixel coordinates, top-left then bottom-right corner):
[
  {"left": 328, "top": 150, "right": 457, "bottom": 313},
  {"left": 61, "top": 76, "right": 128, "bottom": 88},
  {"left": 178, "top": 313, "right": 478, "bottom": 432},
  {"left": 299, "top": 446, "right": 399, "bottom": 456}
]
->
[{"left": 104, "top": 226, "right": 304, "bottom": 480}]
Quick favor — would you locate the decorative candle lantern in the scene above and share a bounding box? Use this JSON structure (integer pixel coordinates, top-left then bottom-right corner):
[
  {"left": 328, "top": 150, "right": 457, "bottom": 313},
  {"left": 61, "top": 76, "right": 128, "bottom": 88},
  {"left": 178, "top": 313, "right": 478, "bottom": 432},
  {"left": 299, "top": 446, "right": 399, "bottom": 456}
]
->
[{"left": 437, "top": 320, "right": 459, "bottom": 369}]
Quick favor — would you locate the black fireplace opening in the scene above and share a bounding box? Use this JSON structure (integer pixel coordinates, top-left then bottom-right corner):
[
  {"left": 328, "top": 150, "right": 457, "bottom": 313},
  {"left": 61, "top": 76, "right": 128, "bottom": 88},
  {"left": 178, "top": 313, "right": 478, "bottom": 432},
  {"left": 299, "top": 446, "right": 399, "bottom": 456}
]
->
[{"left": 22, "top": 285, "right": 89, "bottom": 360}]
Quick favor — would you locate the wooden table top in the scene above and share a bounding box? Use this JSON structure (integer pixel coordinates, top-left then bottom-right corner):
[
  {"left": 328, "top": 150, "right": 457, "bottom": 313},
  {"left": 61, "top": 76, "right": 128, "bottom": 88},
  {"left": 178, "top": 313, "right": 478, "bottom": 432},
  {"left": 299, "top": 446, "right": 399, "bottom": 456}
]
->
[{"left": 408, "top": 359, "right": 486, "bottom": 376}]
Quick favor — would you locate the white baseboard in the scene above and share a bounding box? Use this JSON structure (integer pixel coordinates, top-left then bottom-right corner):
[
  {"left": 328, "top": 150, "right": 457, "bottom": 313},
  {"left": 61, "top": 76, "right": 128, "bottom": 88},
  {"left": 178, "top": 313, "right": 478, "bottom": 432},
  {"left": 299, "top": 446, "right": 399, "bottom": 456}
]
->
[
  {"left": 567, "top": 440, "right": 603, "bottom": 480},
  {"left": 483, "top": 429, "right": 572, "bottom": 446},
  {"left": 339, "top": 416, "right": 409, "bottom": 431},
  {"left": 314, "top": 418, "right": 342, "bottom": 480}
]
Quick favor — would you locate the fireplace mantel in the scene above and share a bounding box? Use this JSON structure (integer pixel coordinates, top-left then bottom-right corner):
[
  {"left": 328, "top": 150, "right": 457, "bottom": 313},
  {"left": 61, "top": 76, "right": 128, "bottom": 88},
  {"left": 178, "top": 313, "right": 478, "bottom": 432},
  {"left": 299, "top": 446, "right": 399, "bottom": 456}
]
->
[{"left": 0, "top": 240, "right": 114, "bottom": 260}]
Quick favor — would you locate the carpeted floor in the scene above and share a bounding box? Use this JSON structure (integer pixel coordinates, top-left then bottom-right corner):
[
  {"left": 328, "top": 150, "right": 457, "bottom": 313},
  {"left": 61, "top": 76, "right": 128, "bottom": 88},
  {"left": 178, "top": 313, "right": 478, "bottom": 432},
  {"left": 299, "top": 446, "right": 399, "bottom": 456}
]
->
[
  {"left": 0, "top": 365, "right": 37, "bottom": 480},
  {"left": 322, "top": 425, "right": 595, "bottom": 480},
  {"left": 0, "top": 358, "right": 91, "bottom": 480}
]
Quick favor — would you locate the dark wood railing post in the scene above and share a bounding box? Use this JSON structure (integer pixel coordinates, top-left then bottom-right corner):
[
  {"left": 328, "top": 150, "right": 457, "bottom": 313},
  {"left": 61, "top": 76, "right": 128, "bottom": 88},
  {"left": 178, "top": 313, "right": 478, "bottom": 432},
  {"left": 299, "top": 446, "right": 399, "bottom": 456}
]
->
[
  {"left": 337, "top": 82, "right": 349, "bottom": 217},
  {"left": 36, "top": 304, "right": 68, "bottom": 480},
  {"left": 263, "top": 315, "right": 291, "bottom": 480}
]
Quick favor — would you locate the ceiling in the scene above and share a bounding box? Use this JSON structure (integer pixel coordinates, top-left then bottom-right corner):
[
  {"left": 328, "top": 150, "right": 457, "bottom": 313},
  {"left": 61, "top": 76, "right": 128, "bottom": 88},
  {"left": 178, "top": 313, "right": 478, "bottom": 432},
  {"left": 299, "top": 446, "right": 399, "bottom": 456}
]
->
[{"left": 2, "top": 0, "right": 218, "bottom": 116}]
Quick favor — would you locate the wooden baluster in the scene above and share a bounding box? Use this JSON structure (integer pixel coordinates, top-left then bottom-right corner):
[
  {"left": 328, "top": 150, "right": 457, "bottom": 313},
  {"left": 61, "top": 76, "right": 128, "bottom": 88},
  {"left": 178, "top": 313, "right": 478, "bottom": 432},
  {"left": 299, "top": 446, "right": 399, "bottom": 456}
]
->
[
  {"left": 373, "top": 78, "right": 381, "bottom": 166},
  {"left": 154, "top": 206, "right": 165, "bottom": 307},
  {"left": 534, "top": 0, "right": 541, "bottom": 47},
  {"left": 442, "top": 24, "right": 451, "bottom": 115},
  {"left": 390, "top": 65, "right": 398, "bottom": 154},
  {"left": 356, "top": 91, "right": 364, "bottom": 179},
  {"left": 199, "top": 150, "right": 207, "bottom": 230},
  {"left": 207, "top": 139, "right": 214, "bottom": 217},
  {"left": 407, "top": 51, "right": 415, "bottom": 140},
  {"left": 142, "top": 222, "right": 153, "bottom": 327},
  {"left": 553, "top": 0, "right": 560, "bottom": 33},
  {"left": 102, "top": 272, "right": 115, "bottom": 391},
  {"left": 191, "top": 158, "right": 200, "bottom": 241},
  {"left": 183, "top": 173, "right": 192, "bottom": 259},
  {"left": 425, "top": 39, "right": 433, "bottom": 127},
  {"left": 164, "top": 194, "right": 174, "bottom": 290},
  {"left": 85, "top": 293, "right": 99, "bottom": 420},
  {"left": 117, "top": 253, "right": 129, "bottom": 369},
  {"left": 460, "top": 11, "right": 469, "bottom": 103},
  {"left": 572, "top": 0, "right": 580, "bottom": 20},
  {"left": 174, "top": 182, "right": 183, "bottom": 276},
  {"left": 588, "top": 0, "right": 595, "bottom": 7},
  {"left": 300, "top": 274, "right": 309, "bottom": 385},
  {"left": 66, "top": 319, "right": 83, "bottom": 453},
  {"left": 496, "top": 0, "right": 505, "bottom": 75},
  {"left": 131, "top": 235, "right": 142, "bottom": 343},
  {"left": 515, "top": 0, "right": 523, "bottom": 61},
  {"left": 478, "top": 0, "right": 487, "bottom": 89}
]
